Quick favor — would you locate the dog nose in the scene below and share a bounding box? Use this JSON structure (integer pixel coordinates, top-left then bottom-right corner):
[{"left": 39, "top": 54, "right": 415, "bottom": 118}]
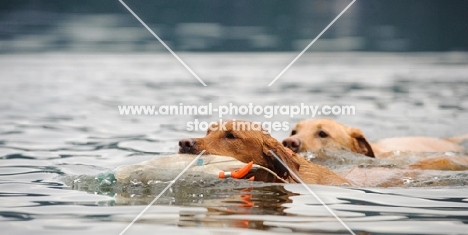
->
[
  {"left": 282, "top": 137, "right": 301, "bottom": 153},
  {"left": 179, "top": 138, "right": 196, "bottom": 153}
]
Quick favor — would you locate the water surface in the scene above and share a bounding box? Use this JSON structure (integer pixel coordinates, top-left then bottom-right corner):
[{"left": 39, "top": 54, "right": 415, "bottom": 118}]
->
[{"left": 1, "top": 52, "right": 468, "bottom": 234}]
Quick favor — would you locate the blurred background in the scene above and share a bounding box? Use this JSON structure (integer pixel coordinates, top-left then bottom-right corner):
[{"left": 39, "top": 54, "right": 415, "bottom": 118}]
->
[
  {"left": 1, "top": 0, "right": 467, "bottom": 53},
  {"left": 2, "top": 2, "right": 468, "bottom": 234}
]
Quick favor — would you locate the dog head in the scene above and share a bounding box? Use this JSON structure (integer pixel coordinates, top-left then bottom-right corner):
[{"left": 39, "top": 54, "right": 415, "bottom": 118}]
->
[
  {"left": 179, "top": 120, "right": 301, "bottom": 182},
  {"left": 282, "top": 119, "right": 374, "bottom": 157}
]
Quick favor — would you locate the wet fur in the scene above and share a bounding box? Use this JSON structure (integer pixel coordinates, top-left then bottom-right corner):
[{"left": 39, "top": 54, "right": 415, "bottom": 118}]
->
[
  {"left": 179, "top": 120, "right": 350, "bottom": 185},
  {"left": 285, "top": 119, "right": 468, "bottom": 170}
]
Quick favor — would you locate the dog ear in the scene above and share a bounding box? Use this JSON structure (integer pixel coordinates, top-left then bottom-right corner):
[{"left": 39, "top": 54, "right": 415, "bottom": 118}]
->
[
  {"left": 262, "top": 135, "right": 301, "bottom": 181},
  {"left": 348, "top": 128, "right": 375, "bottom": 158}
]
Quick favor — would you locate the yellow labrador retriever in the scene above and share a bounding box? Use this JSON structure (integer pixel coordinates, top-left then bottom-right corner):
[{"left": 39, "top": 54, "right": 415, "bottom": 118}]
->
[{"left": 283, "top": 119, "right": 468, "bottom": 170}]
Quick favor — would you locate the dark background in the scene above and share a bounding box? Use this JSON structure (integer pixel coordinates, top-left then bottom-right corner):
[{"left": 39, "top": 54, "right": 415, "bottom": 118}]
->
[{"left": 0, "top": 0, "right": 467, "bottom": 52}]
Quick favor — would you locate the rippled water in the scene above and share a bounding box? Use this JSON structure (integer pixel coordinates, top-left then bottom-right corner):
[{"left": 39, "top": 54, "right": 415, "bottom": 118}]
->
[{"left": 1, "top": 52, "right": 468, "bottom": 234}]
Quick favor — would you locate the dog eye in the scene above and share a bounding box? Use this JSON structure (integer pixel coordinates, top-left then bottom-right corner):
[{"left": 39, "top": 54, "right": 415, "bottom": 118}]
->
[
  {"left": 225, "top": 132, "right": 236, "bottom": 139},
  {"left": 291, "top": 130, "right": 297, "bottom": 135},
  {"left": 318, "top": 131, "right": 328, "bottom": 138}
]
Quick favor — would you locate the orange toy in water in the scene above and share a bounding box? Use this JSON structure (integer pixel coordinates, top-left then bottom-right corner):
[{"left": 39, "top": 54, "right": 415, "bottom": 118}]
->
[{"left": 219, "top": 161, "right": 253, "bottom": 179}]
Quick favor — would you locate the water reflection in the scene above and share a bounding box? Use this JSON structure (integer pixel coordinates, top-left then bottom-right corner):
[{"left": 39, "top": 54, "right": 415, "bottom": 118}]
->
[{"left": 68, "top": 174, "right": 302, "bottom": 230}]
